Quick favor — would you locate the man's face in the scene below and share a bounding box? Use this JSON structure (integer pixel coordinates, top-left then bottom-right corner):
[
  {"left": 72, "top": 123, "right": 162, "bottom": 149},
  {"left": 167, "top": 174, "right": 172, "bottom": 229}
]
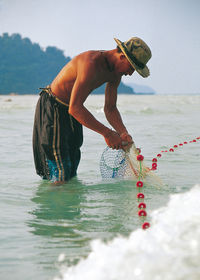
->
[{"left": 117, "top": 55, "right": 135, "bottom": 76}]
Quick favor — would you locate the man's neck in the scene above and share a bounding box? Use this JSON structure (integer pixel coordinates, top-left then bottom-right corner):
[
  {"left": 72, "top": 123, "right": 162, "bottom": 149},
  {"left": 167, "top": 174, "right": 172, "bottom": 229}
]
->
[
  {"left": 102, "top": 49, "right": 116, "bottom": 72},
  {"left": 104, "top": 56, "right": 113, "bottom": 72}
]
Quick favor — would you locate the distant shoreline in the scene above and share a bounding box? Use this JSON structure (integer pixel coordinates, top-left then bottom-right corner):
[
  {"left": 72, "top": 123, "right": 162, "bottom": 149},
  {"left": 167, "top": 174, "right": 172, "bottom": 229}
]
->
[
  {"left": 1, "top": 93, "right": 200, "bottom": 96},
  {"left": 0, "top": 92, "right": 155, "bottom": 96}
]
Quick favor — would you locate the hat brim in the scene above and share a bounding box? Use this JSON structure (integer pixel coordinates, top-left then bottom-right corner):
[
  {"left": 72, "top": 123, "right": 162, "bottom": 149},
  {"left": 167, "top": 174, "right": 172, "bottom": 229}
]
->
[{"left": 114, "top": 38, "right": 150, "bottom": 78}]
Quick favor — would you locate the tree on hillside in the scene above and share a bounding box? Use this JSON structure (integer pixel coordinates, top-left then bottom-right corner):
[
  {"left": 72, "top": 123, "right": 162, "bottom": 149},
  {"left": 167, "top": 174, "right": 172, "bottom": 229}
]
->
[
  {"left": 0, "top": 33, "right": 134, "bottom": 94},
  {"left": 0, "top": 33, "right": 70, "bottom": 94}
]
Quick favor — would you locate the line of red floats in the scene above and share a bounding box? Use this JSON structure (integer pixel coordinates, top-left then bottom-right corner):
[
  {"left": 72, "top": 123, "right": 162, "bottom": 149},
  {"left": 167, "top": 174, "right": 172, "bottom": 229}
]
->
[
  {"left": 136, "top": 150, "right": 150, "bottom": 230},
  {"left": 136, "top": 136, "right": 200, "bottom": 230}
]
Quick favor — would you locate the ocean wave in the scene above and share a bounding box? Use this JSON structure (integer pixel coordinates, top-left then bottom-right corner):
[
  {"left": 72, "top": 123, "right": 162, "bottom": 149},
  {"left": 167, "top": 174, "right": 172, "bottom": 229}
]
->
[
  {"left": 55, "top": 185, "right": 200, "bottom": 280},
  {"left": 1, "top": 95, "right": 200, "bottom": 114},
  {"left": 0, "top": 95, "right": 38, "bottom": 110}
]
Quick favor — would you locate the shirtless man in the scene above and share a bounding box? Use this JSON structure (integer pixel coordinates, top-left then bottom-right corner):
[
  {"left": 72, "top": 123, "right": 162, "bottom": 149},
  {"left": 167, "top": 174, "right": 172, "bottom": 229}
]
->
[{"left": 32, "top": 37, "right": 152, "bottom": 183}]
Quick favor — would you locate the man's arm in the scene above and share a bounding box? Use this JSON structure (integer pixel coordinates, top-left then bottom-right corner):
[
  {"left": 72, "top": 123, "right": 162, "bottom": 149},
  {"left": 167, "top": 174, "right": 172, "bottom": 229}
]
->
[
  {"left": 68, "top": 63, "right": 124, "bottom": 149},
  {"left": 104, "top": 79, "right": 128, "bottom": 133},
  {"left": 104, "top": 78, "right": 133, "bottom": 148},
  {"left": 69, "top": 80, "right": 108, "bottom": 134}
]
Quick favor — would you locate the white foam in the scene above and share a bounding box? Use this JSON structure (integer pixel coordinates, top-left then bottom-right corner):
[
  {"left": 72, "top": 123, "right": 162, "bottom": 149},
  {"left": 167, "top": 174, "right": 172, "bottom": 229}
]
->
[{"left": 55, "top": 185, "right": 200, "bottom": 280}]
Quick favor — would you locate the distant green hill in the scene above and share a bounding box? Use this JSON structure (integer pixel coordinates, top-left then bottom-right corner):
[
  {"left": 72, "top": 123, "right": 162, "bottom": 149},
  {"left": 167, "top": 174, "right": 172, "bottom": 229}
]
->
[{"left": 0, "top": 33, "right": 134, "bottom": 94}]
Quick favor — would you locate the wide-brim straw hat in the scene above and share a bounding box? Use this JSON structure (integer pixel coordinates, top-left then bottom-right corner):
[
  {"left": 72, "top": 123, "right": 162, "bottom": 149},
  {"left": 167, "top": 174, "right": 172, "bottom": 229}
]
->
[{"left": 114, "top": 37, "right": 152, "bottom": 78}]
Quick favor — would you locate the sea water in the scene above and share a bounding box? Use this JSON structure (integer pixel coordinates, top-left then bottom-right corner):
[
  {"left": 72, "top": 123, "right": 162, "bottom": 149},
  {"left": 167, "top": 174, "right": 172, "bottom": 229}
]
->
[{"left": 0, "top": 94, "right": 200, "bottom": 280}]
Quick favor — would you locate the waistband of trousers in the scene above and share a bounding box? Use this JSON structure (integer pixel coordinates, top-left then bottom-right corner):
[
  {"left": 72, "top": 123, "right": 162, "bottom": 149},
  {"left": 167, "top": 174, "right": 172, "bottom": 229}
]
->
[{"left": 39, "top": 86, "right": 69, "bottom": 107}]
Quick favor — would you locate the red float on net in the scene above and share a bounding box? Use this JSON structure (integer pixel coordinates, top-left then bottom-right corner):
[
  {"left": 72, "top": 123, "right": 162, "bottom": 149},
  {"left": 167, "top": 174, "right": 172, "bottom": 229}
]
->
[
  {"left": 142, "top": 222, "right": 150, "bottom": 230},
  {"left": 138, "top": 210, "right": 147, "bottom": 217},
  {"left": 137, "top": 155, "right": 144, "bottom": 161},
  {"left": 136, "top": 181, "right": 143, "bottom": 188},
  {"left": 152, "top": 163, "right": 157, "bottom": 170},
  {"left": 138, "top": 202, "right": 146, "bottom": 209},
  {"left": 137, "top": 193, "right": 145, "bottom": 199}
]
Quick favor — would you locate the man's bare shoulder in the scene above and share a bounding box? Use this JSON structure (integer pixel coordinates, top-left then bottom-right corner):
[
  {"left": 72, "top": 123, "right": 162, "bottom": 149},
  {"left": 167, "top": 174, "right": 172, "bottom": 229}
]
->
[
  {"left": 76, "top": 50, "right": 101, "bottom": 60},
  {"left": 72, "top": 50, "right": 101, "bottom": 69},
  {"left": 69, "top": 51, "right": 105, "bottom": 82},
  {"left": 75, "top": 50, "right": 119, "bottom": 82}
]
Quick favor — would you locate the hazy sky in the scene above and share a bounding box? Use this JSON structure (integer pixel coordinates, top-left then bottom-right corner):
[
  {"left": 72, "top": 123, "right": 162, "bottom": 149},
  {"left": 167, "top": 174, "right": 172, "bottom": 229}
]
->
[{"left": 0, "top": 0, "right": 200, "bottom": 94}]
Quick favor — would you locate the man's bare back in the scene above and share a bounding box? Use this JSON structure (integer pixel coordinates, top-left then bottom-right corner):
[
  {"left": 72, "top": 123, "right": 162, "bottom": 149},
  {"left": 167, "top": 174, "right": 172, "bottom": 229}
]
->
[{"left": 51, "top": 50, "right": 120, "bottom": 104}]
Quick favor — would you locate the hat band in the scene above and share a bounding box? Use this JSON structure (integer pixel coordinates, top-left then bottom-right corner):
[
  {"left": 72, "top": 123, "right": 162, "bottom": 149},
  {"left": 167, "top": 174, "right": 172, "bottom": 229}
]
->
[{"left": 123, "top": 45, "right": 145, "bottom": 69}]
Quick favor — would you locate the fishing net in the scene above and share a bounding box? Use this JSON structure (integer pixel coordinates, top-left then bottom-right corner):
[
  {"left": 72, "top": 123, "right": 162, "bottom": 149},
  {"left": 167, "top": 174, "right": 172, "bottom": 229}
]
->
[
  {"left": 100, "top": 147, "right": 128, "bottom": 179},
  {"left": 100, "top": 144, "right": 162, "bottom": 186}
]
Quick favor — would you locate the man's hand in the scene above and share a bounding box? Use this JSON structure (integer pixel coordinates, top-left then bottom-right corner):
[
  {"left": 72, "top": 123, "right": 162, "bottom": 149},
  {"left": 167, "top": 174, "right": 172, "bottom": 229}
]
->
[
  {"left": 120, "top": 132, "right": 134, "bottom": 151},
  {"left": 104, "top": 130, "right": 123, "bottom": 150}
]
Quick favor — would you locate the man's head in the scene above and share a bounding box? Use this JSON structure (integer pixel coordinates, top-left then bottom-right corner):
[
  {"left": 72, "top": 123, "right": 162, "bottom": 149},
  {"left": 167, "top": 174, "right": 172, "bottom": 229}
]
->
[
  {"left": 114, "top": 37, "right": 152, "bottom": 78},
  {"left": 114, "top": 50, "right": 136, "bottom": 76}
]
